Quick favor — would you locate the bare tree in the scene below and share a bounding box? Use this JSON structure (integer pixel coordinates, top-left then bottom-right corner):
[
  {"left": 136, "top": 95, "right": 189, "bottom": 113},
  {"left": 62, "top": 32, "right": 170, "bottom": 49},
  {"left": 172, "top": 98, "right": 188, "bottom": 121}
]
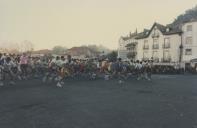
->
[
  {"left": 0, "top": 41, "right": 20, "bottom": 53},
  {"left": 20, "top": 40, "right": 34, "bottom": 52}
]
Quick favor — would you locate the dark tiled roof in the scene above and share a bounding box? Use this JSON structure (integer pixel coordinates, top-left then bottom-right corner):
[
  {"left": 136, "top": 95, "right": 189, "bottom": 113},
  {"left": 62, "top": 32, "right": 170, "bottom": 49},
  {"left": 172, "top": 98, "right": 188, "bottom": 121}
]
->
[
  {"left": 163, "top": 29, "right": 182, "bottom": 35},
  {"left": 121, "top": 22, "right": 183, "bottom": 41},
  {"left": 121, "top": 36, "right": 131, "bottom": 41},
  {"left": 135, "top": 22, "right": 182, "bottom": 39},
  {"left": 121, "top": 32, "right": 138, "bottom": 41},
  {"left": 135, "top": 31, "right": 148, "bottom": 39}
]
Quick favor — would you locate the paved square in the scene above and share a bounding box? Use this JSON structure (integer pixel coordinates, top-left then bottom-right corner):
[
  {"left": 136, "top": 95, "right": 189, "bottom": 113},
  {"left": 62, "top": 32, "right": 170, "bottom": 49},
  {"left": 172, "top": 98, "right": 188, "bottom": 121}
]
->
[{"left": 0, "top": 75, "right": 197, "bottom": 128}]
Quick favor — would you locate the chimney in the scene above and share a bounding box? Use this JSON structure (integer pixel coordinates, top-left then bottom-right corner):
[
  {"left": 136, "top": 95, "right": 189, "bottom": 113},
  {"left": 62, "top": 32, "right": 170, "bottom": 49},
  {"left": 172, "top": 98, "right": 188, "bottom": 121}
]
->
[
  {"left": 129, "top": 32, "right": 132, "bottom": 37},
  {"left": 135, "top": 28, "right": 138, "bottom": 34}
]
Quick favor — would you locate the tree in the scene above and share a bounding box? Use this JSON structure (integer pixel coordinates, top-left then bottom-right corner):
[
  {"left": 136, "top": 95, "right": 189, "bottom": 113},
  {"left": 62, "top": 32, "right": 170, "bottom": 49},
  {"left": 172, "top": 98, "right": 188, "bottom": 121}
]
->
[
  {"left": 0, "top": 40, "right": 34, "bottom": 53},
  {"left": 127, "top": 52, "right": 136, "bottom": 60},
  {"left": 52, "top": 46, "right": 67, "bottom": 55},
  {"left": 0, "top": 41, "right": 20, "bottom": 53},
  {"left": 87, "top": 44, "right": 111, "bottom": 54},
  {"left": 172, "top": 5, "right": 197, "bottom": 27},
  {"left": 20, "top": 40, "right": 34, "bottom": 52},
  {"left": 107, "top": 51, "right": 118, "bottom": 62}
]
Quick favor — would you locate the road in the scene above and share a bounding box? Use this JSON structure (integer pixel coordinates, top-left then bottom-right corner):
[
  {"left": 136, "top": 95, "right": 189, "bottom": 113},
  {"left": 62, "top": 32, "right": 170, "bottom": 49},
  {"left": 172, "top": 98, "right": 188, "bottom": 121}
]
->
[{"left": 0, "top": 75, "right": 197, "bottom": 128}]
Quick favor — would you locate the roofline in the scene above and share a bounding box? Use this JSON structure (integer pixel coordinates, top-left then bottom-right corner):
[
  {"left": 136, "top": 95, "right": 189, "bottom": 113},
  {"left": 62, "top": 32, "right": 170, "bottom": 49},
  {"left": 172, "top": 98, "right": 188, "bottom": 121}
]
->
[
  {"left": 182, "top": 19, "right": 197, "bottom": 24},
  {"left": 135, "top": 22, "right": 183, "bottom": 39},
  {"left": 163, "top": 31, "right": 183, "bottom": 36},
  {"left": 135, "top": 31, "right": 182, "bottom": 39},
  {"left": 135, "top": 22, "right": 164, "bottom": 39},
  {"left": 121, "top": 21, "right": 184, "bottom": 40}
]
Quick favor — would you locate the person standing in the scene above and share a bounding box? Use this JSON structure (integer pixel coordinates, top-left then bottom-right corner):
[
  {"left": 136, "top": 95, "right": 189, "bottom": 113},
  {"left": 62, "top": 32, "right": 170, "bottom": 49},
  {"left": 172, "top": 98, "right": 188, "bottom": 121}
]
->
[{"left": 0, "top": 53, "right": 5, "bottom": 86}]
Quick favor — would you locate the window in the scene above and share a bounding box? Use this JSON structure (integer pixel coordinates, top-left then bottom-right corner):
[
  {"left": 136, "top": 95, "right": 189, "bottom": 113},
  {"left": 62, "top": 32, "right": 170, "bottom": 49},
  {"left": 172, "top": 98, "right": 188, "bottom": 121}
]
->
[
  {"left": 164, "top": 51, "right": 169, "bottom": 58},
  {"left": 146, "top": 32, "right": 149, "bottom": 35},
  {"left": 164, "top": 38, "right": 170, "bottom": 48},
  {"left": 144, "top": 40, "right": 148, "bottom": 44},
  {"left": 186, "top": 37, "right": 192, "bottom": 44},
  {"left": 166, "top": 28, "right": 170, "bottom": 32},
  {"left": 153, "top": 39, "right": 159, "bottom": 49},
  {"left": 187, "top": 25, "right": 192, "bottom": 31},
  {"left": 153, "top": 39, "right": 158, "bottom": 44},
  {"left": 164, "top": 38, "right": 170, "bottom": 44},
  {"left": 185, "top": 49, "right": 192, "bottom": 55},
  {"left": 153, "top": 51, "right": 158, "bottom": 58},
  {"left": 143, "top": 40, "right": 149, "bottom": 49},
  {"left": 163, "top": 51, "right": 171, "bottom": 60},
  {"left": 152, "top": 51, "right": 159, "bottom": 62},
  {"left": 143, "top": 51, "right": 149, "bottom": 59}
]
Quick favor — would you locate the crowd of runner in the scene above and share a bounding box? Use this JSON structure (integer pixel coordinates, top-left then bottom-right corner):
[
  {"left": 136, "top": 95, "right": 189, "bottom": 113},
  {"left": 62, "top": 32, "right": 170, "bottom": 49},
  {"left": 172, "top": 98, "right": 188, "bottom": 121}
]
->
[{"left": 0, "top": 52, "right": 194, "bottom": 87}]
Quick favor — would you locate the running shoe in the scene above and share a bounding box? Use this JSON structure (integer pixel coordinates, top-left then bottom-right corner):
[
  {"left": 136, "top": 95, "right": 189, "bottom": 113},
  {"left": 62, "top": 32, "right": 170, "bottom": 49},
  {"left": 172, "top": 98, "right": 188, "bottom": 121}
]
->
[{"left": 56, "top": 82, "right": 63, "bottom": 88}]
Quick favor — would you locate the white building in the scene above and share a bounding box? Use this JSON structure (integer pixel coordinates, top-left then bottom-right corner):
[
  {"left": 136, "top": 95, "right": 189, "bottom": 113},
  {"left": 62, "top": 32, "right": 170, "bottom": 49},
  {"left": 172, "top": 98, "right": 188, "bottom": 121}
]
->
[
  {"left": 118, "top": 20, "right": 197, "bottom": 67},
  {"left": 118, "top": 32, "right": 138, "bottom": 60},
  {"left": 182, "top": 21, "right": 197, "bottom": 62}
]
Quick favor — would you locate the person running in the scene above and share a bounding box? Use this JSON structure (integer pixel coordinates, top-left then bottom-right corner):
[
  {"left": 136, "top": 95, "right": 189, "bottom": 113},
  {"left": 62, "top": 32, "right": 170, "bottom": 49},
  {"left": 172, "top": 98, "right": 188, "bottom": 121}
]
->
[
  {"left": 55, "top": 56, "right": 66, "bottom": 87},
  {"left": 19, "top": 53, "right": 29, "bottom": 80},
  {"left": 0, "top": 53, "right": 5, "bottom": 86},
  {"left": 3, "top": 56, "right": 17, "bottom": 85},
  {"left": 147, "top": 60, "right": 153, "bottom": 81},
  {"left": 143, "top": 61, "right": 150, "bottom": 81},
  {"left": 43, "top": 56, "right": 59, "bottom": 83},
  {"left": 116, "top": 58, "right": 124, "bottom": 84},
  {"left": 135, "top": 61, "right": 143, "bottom": 80}
]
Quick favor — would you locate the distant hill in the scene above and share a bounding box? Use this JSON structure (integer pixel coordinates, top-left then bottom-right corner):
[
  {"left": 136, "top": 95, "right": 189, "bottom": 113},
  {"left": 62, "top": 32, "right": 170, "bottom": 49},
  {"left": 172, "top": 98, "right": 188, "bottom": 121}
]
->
[{"left": 32, "top": 49, "right": 52, "bottom": 55}]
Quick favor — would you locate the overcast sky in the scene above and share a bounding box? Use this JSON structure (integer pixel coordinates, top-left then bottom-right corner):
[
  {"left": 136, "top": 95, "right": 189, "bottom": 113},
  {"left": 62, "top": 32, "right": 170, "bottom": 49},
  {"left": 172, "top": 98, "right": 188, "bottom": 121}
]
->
[{"left": 0, "top": 0, "right": 196, "bottom": 50}]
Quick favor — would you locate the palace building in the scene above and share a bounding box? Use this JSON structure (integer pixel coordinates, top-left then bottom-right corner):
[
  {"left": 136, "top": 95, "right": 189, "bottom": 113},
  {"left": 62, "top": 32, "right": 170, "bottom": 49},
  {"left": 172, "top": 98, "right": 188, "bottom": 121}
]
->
[{"left": 118, "top": 20, "right": 197, "bottom": 66}]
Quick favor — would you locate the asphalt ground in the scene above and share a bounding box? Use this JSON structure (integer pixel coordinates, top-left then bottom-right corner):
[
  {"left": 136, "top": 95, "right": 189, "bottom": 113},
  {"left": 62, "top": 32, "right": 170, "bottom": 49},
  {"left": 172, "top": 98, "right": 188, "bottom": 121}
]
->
[{"left": 0, "top": 75, "right": 197, "bottom": 128}]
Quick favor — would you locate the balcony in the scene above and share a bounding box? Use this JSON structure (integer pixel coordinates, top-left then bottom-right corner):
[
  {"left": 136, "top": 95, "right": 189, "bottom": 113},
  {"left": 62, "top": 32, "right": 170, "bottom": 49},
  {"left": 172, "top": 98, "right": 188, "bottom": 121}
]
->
[
  {"left": 143, "top": 45, "right": 149, "bottom": 50},
  {"left": 163, "top": 44, "right": 170, "bottom": 49},
  {"left": 126, "top": 43, "right": 137, "bottom": 48},
  {"left": 152, "top": 44, "right": 159, "bottom": 49},
  {"left": 162, "top": 57, "right": 171, "bottom": 62},
  {"left": 142, "top": 57, "right": 149, "bottom": 61},
  {"left": 127, "top": 47, "right": 136, "bottom": 51}
]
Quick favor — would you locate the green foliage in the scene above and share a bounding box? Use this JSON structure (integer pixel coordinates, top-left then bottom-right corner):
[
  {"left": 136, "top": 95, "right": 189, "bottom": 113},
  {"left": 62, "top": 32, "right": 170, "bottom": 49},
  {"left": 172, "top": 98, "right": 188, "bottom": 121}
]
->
[
  {"left": 86, "top": 45, "right": 111, "bottom": 54},
  {"left": 52, "top": 46, "right": 67, "bottom": 55},
  {"left": 172, "top": 5, "right": 197, "bottom": 27},
  {"left": 127, "top": 52, "right": 136, "bottom": 60},
  {"left": 107, "top": 51, "right": 118, "bottom": 62}
]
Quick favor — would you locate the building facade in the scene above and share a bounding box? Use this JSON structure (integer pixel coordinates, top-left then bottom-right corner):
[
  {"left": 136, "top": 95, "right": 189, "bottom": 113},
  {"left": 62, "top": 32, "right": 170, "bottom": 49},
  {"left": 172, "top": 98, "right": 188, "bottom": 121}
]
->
[
  {"left": 182, "top": 21, "right": 197, "bottom": 63},
  {"left": 118, "top": 21, "right": 197, "bottom": 65},
  {"left": 118, "top": 32, "right": 138, "bottom": 60}
]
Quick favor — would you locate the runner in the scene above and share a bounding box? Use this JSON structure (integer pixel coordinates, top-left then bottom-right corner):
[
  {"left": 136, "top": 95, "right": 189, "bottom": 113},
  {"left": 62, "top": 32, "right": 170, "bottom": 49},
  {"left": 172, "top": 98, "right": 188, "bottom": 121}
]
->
[
  {"left": 3, "top": 56, "right": 17, "bottom": 85},
  {"left": 19, "top": 53, "right": 29, "bottom": 80}
]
